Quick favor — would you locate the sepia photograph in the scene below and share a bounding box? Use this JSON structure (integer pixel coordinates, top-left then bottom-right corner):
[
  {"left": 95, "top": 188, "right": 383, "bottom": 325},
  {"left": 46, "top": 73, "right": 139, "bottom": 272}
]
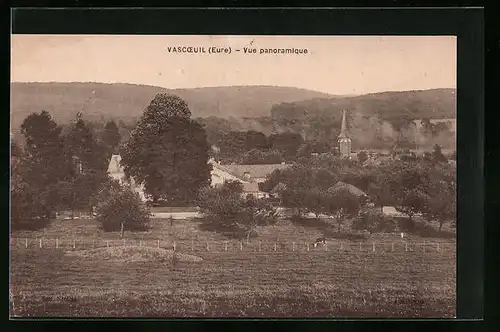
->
[{"left": 10, "top": 34, "right": 457, "bottom": 318}]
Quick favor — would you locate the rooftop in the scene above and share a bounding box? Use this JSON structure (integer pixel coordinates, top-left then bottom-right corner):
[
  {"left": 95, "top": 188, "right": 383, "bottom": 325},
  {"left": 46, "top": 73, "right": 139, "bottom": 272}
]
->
[{"left": 211, "top": 162, "right": 290, "bottom": 182}]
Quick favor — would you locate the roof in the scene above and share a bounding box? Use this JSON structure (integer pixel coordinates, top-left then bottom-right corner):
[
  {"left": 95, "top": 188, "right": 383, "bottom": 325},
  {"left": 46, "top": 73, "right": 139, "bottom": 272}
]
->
[
  {"left": 242, "top": 182, "right": 260, "bottom": 193},
  {"left": 328, "top": 181, "right": 368, "bottom": 198},
  {"left": 107, "top": 154, "right": 124, "bottom": 174},
  {"left": 213, "top": 163, "right": 290, "bottom": 182},
  {"left": 338, "top": 109, "right": 349, "bottom": 139}
]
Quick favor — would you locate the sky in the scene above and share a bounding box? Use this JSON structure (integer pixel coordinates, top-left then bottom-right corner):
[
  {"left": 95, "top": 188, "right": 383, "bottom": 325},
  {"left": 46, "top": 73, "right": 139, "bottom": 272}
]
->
[{"left": 11, "top": 35, "right": 456, "bottom": 95}]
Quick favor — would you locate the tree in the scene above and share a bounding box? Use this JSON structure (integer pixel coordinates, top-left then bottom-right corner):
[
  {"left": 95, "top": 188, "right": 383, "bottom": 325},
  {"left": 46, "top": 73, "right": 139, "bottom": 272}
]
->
[
  {"left": 102, "top": 120, "right": 121, "bottom": 154},
  {"left": 365, "top": 166, "right": 397, "bottom": 214},
  {"left": 20, "top": 111, "right": 73, "bottom": 184},
  {"left": 395, "top": 189, "right": 430, "bottom": 222},
  {"left": 268, "top": 132, "right": 304, "bottom": 159},
  {"left": 240, "top": 148, "right": 283, "bottom": 164},
  {"left": 16, "top": 111, "right": 74, "bottom": 223},
  {"left": 66, "top": 118, "right": 108, "bottom": 172},
  {"left": 244, "top": 130, "right": 269, "bottom": 151},
  {"left": 95, "top": 183, "right": 151, "bottom": 237},
  {"left": 217, "top": 131, "right": 246, "bottom": 162},
  {"left": 422, "top": 166, "right": 456, "bottom": 232},
  {"left": 239, "top": 196, "right": 278, "bottom": 242},
  {"left": 198, "top": 180, "right": 243, "bottom": 229},
  {"left": 357, "top": 151, "right": 368, "bottom": 163},
  {"left": 121, "top": 94, "right": 211, "bottom": 205},
  {"left": 324, "top": 187, "right": 361, "bottom": 233},
  {"left": 432, "top": 144, "right": 448, "bottom": 163},
  {"left": 303, "top": 188, "right": 328, "bottom": 218},
  {"left": 352, "top": 208, "right": 397, "bottom": 234},
  {"left": 198, "top": 181, "right": 278, "bottom": 241}
]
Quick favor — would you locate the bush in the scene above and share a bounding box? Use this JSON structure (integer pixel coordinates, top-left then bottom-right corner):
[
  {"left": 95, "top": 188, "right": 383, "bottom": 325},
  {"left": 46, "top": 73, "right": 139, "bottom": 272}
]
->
[
  {"left": 95, "top": 183, "right": 151, "bottom": 236},
  {"left": 198, "top": 181, "right": 278, "bottom": 240},
  {"left": 352, "top": 208, "right": 397, "bottom": 234}
]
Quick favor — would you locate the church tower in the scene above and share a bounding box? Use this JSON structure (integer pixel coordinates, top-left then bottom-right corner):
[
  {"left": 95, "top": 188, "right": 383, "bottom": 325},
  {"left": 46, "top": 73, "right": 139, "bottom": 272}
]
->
[{"left": 338, "top": 109, "right": 352, "bottom": 158}]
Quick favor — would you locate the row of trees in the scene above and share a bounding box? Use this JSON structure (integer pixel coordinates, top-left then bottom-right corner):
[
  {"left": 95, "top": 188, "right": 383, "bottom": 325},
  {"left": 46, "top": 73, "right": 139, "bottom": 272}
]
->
[
  {"left": 11, "top": 111, "right": 123, "bottom": 228},
  {"left": 261, "top": 153, "right": 456, "bottom": 233},
  {"left": 12, "top": 94, "right": 214, "bottom": 230},
  {"left": 197, "top": 148, "right": 455, "bottom": 240}
]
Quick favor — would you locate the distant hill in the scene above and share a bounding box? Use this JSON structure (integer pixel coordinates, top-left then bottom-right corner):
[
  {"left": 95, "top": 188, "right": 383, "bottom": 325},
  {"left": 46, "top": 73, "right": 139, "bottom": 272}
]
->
[
  {"left": 270, "top": 88, "right": 457, "bottom": 124},
  {"left": 10, "top": 82, "right": 335, "bottom": 130}
]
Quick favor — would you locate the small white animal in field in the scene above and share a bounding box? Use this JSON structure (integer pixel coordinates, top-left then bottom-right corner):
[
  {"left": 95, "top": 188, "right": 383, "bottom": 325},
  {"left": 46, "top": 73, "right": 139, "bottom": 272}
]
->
[
  {"left": 313, "top": 237, "right": 327, "bottom": 248},
  {"left": 400, "top": 232, "right": 405, "bottom": 239}
]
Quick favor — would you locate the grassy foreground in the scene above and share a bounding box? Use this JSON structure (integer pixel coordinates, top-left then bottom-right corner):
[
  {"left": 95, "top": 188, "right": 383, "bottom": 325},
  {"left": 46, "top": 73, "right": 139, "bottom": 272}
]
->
[
  {"left": 10, "top": 217, "right": 456, "bottom": 317},
  {"left": 10, "top": 247, "right": 455, "bottom": 317}
]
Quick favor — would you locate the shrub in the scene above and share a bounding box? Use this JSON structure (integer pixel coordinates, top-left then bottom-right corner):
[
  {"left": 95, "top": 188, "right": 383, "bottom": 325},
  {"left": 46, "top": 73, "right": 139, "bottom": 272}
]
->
[
  {"left": 198, "top": 181, "right": 278, "bottom": 240},
  {"left": 95, "top": 183, "right": 151, "bottom": 236},
  {"left": 353, "top": 208, "right": 397, "bottom": 234}
]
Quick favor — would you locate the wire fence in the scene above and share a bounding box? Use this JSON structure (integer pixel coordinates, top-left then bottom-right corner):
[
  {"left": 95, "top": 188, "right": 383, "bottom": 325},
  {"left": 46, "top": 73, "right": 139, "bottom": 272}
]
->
[{"left": 9, "top": 237, "right": 456, "bottom": 254}]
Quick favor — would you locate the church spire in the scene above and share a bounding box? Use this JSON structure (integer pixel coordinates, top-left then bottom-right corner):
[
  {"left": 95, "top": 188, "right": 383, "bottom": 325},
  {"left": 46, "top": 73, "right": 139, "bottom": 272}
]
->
[
  {"left": 339, "top": 109, "right": 348, "bottom": 139},
  {"left": 337, "top": 109, "right": 352, "bottom": 158}
]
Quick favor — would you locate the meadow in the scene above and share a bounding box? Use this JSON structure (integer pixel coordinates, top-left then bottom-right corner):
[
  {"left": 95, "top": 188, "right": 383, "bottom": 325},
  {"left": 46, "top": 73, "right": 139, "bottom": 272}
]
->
[{"left": 10, "top": 217, "right": 456, "bottom": 317}]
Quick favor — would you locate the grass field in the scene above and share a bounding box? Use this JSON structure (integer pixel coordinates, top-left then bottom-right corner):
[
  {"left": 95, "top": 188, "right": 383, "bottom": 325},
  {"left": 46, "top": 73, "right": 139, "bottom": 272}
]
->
[{"left": 10, "top": 218, "right": 456, "bottom": 317}]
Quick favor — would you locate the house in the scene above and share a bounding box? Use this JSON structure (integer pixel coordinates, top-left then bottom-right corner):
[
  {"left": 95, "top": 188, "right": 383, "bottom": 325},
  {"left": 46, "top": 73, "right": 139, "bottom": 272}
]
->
[
  {"left": 209, "top": 159, "right": 291, "bottom": 198},
  {"left": 106, "top": 154, "right": 147, "bottom": 201}
]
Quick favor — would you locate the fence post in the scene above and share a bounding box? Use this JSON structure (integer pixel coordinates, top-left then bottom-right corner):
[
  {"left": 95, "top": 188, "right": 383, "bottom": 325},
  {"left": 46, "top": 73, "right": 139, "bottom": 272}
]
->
[
  {"left": 39, "top": 239, "right": 42, "bottom": 249},
  {"left": 258, "top": 241, "right": 261, "bottom": 252},
  {"left": 359, "top": 242, "right": 362, "bottom": 251},
  {"left": 240, "top": 241, "right": 243, "bottom": 251},
  {"left": 306, "top": 242, "right": 309, "bottom": 252},
  {"left": 274, "top": 243, "right": 277, "bottom": 252},
  {"left": 123, "top": 239, "right": 126, "bottom": 247},
  {"left": 405, "top": 242, "right": 408, "bottom": 252},
  {"left": 106, "top": 240, "right": 109, "bottom": 248},
  {"left": 224, "top": 241, "right": 228, "bottom": 252},
  {"left": 92, "top": 239, "right": 95, "bottom": 249},
  {"left": 391, "top": 243, "right": 394, "bottom": 252},
  {"left": 191, "top": 238, "right": 194, "bottom": 252},
  {"left": 139, "top": 240, "right": 142, "bottom": 247},
  {"left": 372, "top": 243, "right": 375, "bottom": 253},
  {"left": 56, "top": 238, "right": 59, "bottom": 249},
  {"left": 206, "top": 242, "right": 209, "bottom": 252},
  {"left": 292, "top": 242, "right": 295, "bottom": 252},
  {"left": 73, "top": 239, "right": 76, "bottom": 249},
  {"left": 339, "top": 243, "right": 343, "bottom": 251},
  {"left": 157, "top": 240, "right": 160, "bottom": 249},
  {"left": 437, "top": 242, "right": 440, "bottom": 252},
  {"left": 25, "top": 238, "right": 28, "bottom": 249}
]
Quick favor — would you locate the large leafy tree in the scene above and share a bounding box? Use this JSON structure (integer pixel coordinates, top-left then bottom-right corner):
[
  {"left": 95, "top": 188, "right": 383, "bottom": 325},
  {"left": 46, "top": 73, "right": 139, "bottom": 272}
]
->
[
  {"left": 95, "top": 182, "right": 151, "bottom": 237},
  {"left": 324, "top": 187, "right": 361, "bottom": 233},
  {"left": 122, "top": 94, "right": 211, "bottom": 205},
  {"left": 66, "top": 118, "right": 108, "bottom": 172},
  {"left": 63, "top": 117, "right": 109, "bottom": 214},
  {"left": 15, "top": 111, "right": 73, "bottom": 223},
  {"left": 20, "top": 110, "right": 73, "bottom": 185},
  {"left": 268, "top": 132, "right": 304, "bottom": 159},
  {"left": 198, "top": 180, "right": 277, "bottom": 241}
]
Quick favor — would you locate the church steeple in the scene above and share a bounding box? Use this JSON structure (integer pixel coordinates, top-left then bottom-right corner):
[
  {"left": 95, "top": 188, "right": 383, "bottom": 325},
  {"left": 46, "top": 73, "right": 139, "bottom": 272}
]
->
[{"left": 337, "top": 110, "right": 352, "bottom": 158}]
